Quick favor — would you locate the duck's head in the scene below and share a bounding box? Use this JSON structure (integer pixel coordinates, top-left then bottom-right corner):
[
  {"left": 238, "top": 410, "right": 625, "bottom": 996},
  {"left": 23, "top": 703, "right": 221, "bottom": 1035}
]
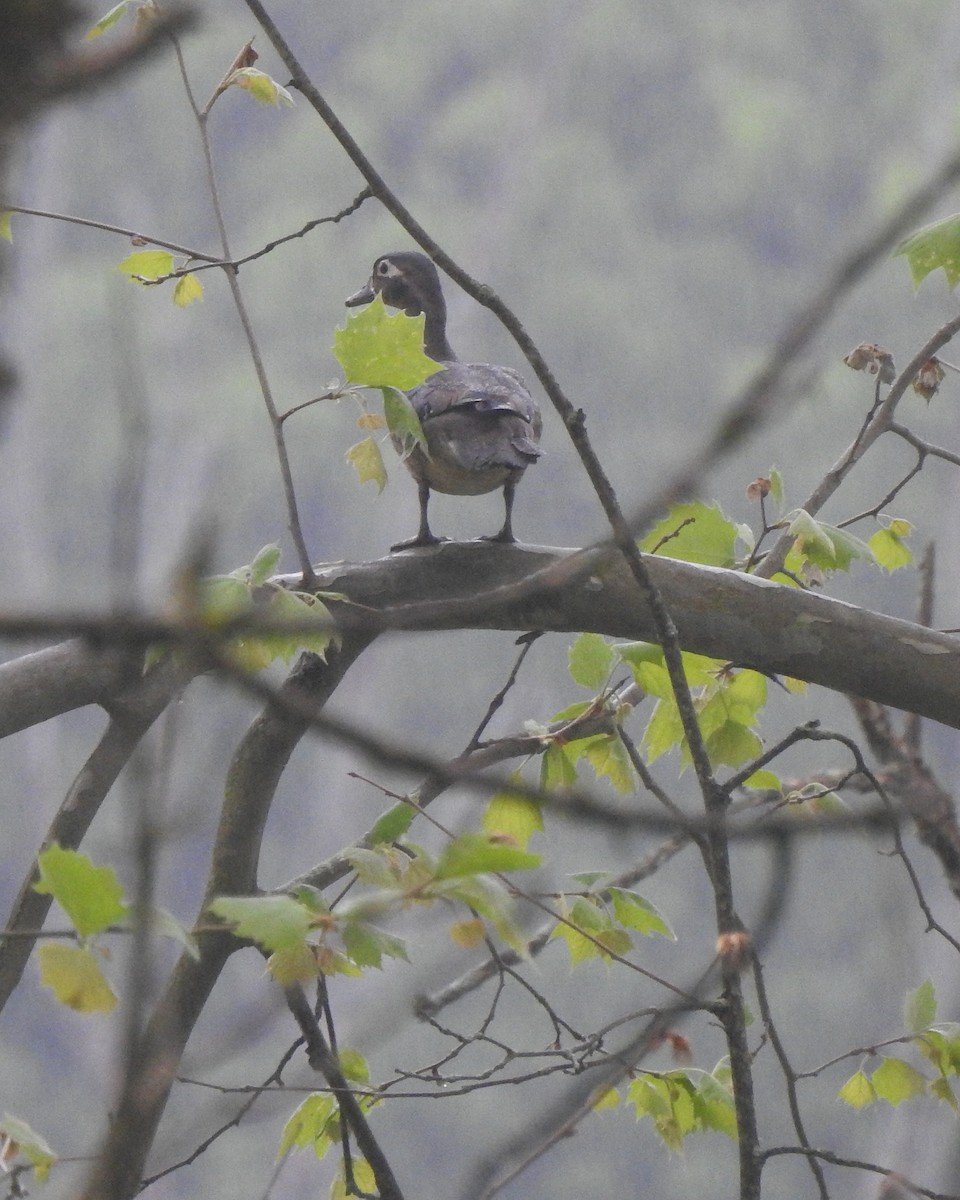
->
[{"left": 345, "top": 251, "right": 446, "bottom": 322}]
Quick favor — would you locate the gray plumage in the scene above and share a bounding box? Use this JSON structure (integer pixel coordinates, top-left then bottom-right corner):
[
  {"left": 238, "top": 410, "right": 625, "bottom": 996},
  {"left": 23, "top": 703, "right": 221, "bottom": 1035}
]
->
[{"left": 346, "top": 252, "right": 542, "bottom": 550}]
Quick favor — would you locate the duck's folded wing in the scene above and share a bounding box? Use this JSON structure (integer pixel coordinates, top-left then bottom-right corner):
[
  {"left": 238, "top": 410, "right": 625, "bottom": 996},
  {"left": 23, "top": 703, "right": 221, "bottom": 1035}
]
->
[{"left": 411, "top": 363, "right": 540, "bottom": 428}]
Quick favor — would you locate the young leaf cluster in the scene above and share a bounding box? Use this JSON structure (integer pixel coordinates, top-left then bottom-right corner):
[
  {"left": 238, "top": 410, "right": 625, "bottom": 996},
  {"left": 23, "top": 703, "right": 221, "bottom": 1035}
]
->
[
  {"left": 210, "top": 831, "right": 542, "bottom": 988},
  {"left": 157, "top": 544, "right": 339, "bottom": 673},
  {"left": 647, "top": 495, "right": 913, "bottom": 585},
  {"left": 559, "top": 631, "right": 780, "bottom": 788},
  {"left": 549, "top": 879, "right": 674, "bottom": 967},
  {"left": 616, "top": 1063, "right": 738, "bottom": 1150},
  {"left": 839, "top": 981, "right": 960, "bottom": 1112}
]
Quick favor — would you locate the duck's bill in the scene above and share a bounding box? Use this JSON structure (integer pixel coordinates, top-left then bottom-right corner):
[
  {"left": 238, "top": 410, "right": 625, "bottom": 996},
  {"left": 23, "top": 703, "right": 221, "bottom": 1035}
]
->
[{"left": 345, "top": 283, "right": 375, "bottom": 307}]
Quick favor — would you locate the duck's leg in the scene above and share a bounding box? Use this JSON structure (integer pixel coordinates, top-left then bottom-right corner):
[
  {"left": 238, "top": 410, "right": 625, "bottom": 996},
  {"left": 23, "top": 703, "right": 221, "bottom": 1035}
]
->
[
  {"left": 391, "top": 480, "right": 446, "bottom": 551},
  {"left": 480, "top": 475, "right": 519, "bottom": 544}
]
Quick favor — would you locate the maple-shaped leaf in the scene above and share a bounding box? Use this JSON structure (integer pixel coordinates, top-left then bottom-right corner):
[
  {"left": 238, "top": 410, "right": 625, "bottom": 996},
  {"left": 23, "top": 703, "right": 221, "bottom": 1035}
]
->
[
  {"left": 267, "top": 942, "right": 319, "bottom": 987},
  {"left": 38, "top": 944, "right": 118, "bottom": 1013},
  {"left": 903, "top": 978, "right": 937, "bottom": 1034},
  {"left": 173, "top": 273, "right": 203, "bottom": 307},
  {"left": 346, "top": 436, "right": 387, "bottom": 491},
  {"left": 838, "top": 1069, "right": 876, "bottom": 1109},
  {"left": 209, "top": 894, "right": 313, "bottom": 952},
  {"left": 871, "top": 1057, "right": 928, "bottom": 1106},
  {"left": 435, "top": 832, "right": 540, "bottom": 879},
  {"left": 277, "top": 1093, "right": 338, "bottom": 1160},
  {"left": 896, "top": 214, "right": 960, "bottom": 290},
  {"left": 33, "top": 845, "right": 126, "bottom": 938},
  {"left": 568, "top": 631, "right": 614, "bottom": 689},
  {"left": 482, "top": 787, "right": 544, "bottom": 850},
  {"left": 333, "top": 295, "right": 441, "bottom": 389},
  {"left": 869, "top": 518, "right": 913, "bottom": 572},
  {"left": 641, "top": 501, "right": 740, "bottom": 567},
  {"left": 116, "top": 249, "right": 174, "bottom": 282}
]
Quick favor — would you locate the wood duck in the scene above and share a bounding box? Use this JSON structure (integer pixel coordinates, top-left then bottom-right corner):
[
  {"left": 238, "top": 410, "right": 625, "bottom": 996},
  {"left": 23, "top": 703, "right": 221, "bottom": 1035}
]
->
[{"left": 345, "top": 252, "right": 542, "bottom": 551}]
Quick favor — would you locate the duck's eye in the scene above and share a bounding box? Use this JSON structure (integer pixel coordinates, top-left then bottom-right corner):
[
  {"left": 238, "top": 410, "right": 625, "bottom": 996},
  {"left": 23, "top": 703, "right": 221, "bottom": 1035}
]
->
[{"left": 377, "top": 260, "right": 392, "bottom": 276}]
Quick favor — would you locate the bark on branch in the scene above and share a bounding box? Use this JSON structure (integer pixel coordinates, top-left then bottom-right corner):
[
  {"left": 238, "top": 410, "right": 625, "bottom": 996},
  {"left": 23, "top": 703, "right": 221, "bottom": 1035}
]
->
[{"left": 1, "top": 543, "right": 958, "bottom": 738}]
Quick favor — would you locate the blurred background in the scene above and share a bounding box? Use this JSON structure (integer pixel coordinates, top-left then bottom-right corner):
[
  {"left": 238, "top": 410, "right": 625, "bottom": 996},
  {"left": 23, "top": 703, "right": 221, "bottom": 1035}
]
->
[{"left": 2, "top": 1, "right": 960, "bottom": 1197}]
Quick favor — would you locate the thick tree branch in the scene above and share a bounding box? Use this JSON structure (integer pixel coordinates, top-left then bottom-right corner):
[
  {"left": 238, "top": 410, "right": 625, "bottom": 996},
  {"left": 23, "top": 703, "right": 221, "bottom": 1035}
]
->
[{"left": 2, "top": 543, "right": 960, "bottom": 736}]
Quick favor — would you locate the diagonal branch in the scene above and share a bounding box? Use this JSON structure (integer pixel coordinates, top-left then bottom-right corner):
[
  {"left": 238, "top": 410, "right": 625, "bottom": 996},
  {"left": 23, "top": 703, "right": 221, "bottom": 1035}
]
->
[{"left": 78, "top": 635, "right": 373, "bottom": 1200}]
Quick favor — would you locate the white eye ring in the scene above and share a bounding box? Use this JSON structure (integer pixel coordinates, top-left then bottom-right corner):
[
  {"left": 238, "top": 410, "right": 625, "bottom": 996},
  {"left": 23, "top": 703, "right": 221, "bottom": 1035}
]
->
[{"left": 376, "top": 259, "right": 401, "bottom": 278}]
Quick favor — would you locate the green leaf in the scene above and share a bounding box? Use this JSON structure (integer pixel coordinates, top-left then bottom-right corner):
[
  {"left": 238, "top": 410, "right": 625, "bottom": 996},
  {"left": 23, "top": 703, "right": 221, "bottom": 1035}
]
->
[
  {"left": 342, "top": 920, "right": 408, "bottom": 969},
  {"left": 209, "top": 894, "right": 313, "bottom": 952},
  {"left": 642, "top": 695, "right": 686, "bottom": 763},
  {"left": 230, "top": 67, "right": 294, "bottom": 106},
  {"left": 443, "top": 873, "right": 528, "bottom": 954},
  {"left": 568, "top": 632, "right": 614, "bottom": 688},
  {"left": 368, "top": 802, "right": 415, "bottom": 845},
  {"left": 33, "top": 845, "right": 126, "bottom": 938},
  {"left": 0, "top": 1114, "right": 57, "bottom": 1182},
  {"left": 267, "top": 942, "right": 319, "bottom": 986},
  {"left": 904, "top": 979, "right": 937, "bottom": 1033},
  {"left": 640, "top": 501, "right": 739, "bottom": 567},
  {"left": 550, "top": 896, "right": 616, "bottom": 965},
  {"left": 742, "top": 769, "right": 781, "bottom": 792},
  {"left": 896, "top": 213, "right": 960, "bottom": 290},
  {"left": 869, "top": 521, "right": 913, "bottom": 572},
  {"left": 917, "top": 1028, "right": 952, "bottom": 1074},
  {"left": 626, "top": 1073, "right": 698, "bottom": 1151},
  {"left": 871, "top": 1057, "right": 928, "bottom": 1106},
  {"left": 382, "top": 386, "right": 428, "bottom": 454},
  {"left": 200, "top": 574, "right": 250, "bottom": 622},
  {"left": 609, "top": 888, "right": 675, "bottom": 939},
  {"left": 0, "top": 211, "right": 11, "bottom": 242},
  {"left": 435, "top": 833, "right": 540, "bottom": 879},
  {"left": 617, "top": 643, "right": 717, "bottom": 696},
  {"left": 482, "top": 787, "right": 544, "bottom": 850},
  {"left": 338, "top": 1049, "right": 370, "bottom": 1083},
  {"left": 346, "top": 437, "right": 387, "bottom": 492},
  {"left": 342, "top": 847, "right": 403, "bottom": 887},
  {"left": 570, "top": 870, "right": 611, "bottom": 887},
  {"left": 767, "top": 468, "right": 784, "bottom": 503},
  {"left": 277, "top": 1093, "right": 338, "bottom": 1159},
  {"left": 539, "top": 742, "right": 578, "bottom": 790},
  {"left": 592, "top": 1086, "right": 621, "bottom": 1112},
  {"left": 694, "top": 1073, "right": 738, "bottom": 1139},
  {"left": 331, "top": 1157, "right": 376, "bottom": 1200},
  {"left": 333, "top": 294, "right": 441, "bottom": 389},
  {"left": 583, "top": 734, "right": 635, "bottom": 793},
  {"left": 116, "top": 249, "right": 174, "bottom": 281},
  {"left": 86, "top": 0, "right": 130, "bottom": 38},
  {"left": 173, "top": 272, "right": 203, "bottom": 307},
  {"left": 705, "top": 720, "right": 762, "bottom": 769},
  {"left": 838, "top": 1069, "right": 877, "bottom": 1109},
  {"left": 249, "top": 543, "right": 282, "bottom": 586},
  {"left": 788, "top": 511, "right": 872, "bottom": 571},
  {"left": 38, "top": 943, "right": 117, "bottom": 1013},
  {"left": 246, "top": 587, "right": 337, "bottom": 666},
  {"left": 931, "top": 1077, "right": 958, "bottom": 1109},
  {"left": 138, "top": 905, "right": 200, "bottom": 960}
]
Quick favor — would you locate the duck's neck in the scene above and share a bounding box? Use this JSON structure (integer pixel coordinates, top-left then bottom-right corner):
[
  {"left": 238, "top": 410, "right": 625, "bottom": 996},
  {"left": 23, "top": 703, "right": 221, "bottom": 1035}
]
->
[{"left": 423, "top": 311, "right": 456, "bottom": 362}]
